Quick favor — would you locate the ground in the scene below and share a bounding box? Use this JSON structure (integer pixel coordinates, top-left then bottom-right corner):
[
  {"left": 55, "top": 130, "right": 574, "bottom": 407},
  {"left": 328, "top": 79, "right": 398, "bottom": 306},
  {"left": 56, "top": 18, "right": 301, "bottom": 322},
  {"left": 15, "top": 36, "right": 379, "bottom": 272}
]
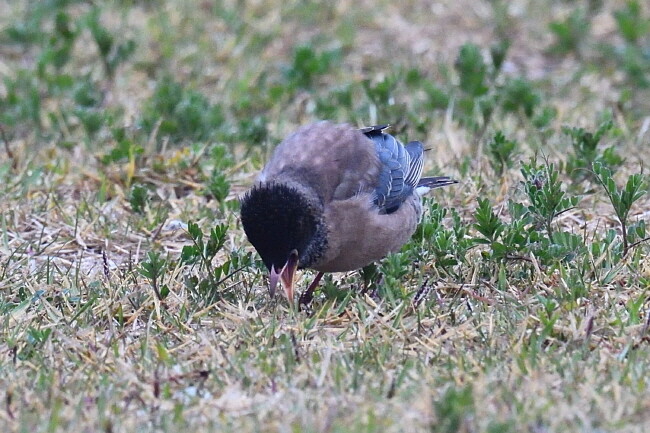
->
[{"left": 1, "top": 0, "right": 650, "bottom": 432}]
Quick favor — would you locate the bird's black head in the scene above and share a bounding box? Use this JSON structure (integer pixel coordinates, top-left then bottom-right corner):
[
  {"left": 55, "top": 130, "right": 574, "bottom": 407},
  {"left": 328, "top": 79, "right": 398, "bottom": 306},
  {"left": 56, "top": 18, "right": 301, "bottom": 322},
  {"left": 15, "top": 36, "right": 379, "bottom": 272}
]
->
[{"left": 240, "top": 182, "right": 326, "bottom": 272}]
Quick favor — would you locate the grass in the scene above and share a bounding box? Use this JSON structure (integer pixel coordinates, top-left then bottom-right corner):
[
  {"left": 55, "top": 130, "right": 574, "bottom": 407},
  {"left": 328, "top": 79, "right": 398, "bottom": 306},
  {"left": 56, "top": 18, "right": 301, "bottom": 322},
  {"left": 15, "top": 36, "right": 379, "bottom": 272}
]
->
[{"left": 1, "top": 0, "right": 650, "bottom": 432}]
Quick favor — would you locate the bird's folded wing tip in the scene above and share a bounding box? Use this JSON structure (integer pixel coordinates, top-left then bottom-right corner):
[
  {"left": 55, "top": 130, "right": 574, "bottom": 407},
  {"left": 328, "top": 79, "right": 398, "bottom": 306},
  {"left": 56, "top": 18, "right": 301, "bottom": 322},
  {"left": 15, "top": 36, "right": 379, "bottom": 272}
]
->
[{"left": 359, "top": 124, "right": 391, "bottom": 134}]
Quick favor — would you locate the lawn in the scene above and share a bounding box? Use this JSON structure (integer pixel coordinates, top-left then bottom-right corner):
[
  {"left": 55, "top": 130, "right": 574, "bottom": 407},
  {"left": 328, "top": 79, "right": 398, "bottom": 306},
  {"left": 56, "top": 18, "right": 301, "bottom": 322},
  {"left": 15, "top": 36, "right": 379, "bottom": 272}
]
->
[{"left": 1, "top": 0, "right": 650, "bottom": 432}]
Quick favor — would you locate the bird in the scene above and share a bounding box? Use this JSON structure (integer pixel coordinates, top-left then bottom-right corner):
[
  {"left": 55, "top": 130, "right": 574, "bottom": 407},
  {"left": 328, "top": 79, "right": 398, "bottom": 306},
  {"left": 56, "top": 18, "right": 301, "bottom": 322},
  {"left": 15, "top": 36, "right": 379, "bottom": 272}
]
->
[{"left": 240, "top": 121, "right": 457, "bottom": 305}]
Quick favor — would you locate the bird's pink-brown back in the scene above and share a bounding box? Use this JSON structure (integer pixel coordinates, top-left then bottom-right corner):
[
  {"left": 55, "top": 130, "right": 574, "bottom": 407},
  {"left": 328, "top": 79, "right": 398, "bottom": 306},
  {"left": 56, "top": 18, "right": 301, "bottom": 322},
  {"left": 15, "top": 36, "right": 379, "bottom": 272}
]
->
[{"left": 259, "top": 121, "right": 380, "bottom": 202}]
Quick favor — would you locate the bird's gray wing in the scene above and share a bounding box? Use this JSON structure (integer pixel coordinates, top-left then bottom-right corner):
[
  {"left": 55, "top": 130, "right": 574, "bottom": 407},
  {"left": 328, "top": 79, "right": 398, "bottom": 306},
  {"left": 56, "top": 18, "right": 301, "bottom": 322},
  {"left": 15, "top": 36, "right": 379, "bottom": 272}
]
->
[
  {"left": 362, "top": 125, "right": 424, "bottom": 214},
  {"left": 404, "top": 141, "right": 425, "bottom": 187}
]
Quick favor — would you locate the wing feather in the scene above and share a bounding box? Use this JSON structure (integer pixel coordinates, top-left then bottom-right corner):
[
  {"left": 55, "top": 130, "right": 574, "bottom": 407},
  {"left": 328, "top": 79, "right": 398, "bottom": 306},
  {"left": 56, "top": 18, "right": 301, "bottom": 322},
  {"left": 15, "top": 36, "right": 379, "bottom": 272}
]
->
[{"left": 362, "top": 125, "right": 425, "bottom": 214}]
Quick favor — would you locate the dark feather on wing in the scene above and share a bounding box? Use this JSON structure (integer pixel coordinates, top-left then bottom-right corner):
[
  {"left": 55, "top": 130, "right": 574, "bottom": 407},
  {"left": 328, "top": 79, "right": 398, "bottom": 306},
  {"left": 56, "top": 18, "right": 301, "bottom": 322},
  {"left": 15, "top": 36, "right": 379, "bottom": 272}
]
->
[{"left": 361, "top": 125, "right": 425, "bottom": 214}]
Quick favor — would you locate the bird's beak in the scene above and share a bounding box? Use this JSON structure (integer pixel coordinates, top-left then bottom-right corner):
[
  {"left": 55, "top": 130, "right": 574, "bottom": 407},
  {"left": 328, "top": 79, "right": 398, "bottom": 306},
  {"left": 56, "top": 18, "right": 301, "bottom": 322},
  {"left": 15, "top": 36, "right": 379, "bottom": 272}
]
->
[
  {"left": 268, "top": 249, "right": 299, "bottom": 302},
  {"left": 269, "top": 265, "right": 281, "bottom": 297},
  {"left": 280, "top": 250, "right": 299, "bottom": 301}
]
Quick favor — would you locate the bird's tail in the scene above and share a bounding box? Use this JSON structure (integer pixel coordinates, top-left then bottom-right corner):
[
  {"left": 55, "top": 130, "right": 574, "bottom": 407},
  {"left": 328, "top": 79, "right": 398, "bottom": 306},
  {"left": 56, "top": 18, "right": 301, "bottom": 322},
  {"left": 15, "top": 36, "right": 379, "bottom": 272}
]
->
[
  {"left": 418, "top": 176, "right": 458, "bottom": 189},
  {"left": 415, "top": 176, "right": 458, "bottom": 196}
]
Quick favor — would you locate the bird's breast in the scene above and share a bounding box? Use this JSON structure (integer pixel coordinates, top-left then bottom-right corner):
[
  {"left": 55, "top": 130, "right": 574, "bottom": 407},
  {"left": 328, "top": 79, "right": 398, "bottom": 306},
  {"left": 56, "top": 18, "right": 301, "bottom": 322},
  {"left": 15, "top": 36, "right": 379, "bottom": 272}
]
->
[{"left": 313, "top": 193, "right": 420, "bottom": 272}]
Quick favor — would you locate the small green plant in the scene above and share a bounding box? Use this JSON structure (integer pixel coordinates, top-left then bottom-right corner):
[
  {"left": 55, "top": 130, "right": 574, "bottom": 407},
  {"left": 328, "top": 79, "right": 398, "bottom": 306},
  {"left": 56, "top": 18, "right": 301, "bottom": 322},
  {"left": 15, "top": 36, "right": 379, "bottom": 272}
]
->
[
  {"left": 1, "top": 1, "right": 140, "bottom": 147},
  {"left": 413, "top": 202, "right": 470, "bottom": 273},
  {"left": 432, "top": 385, "right": 475, "bottom": 433},
  {"left": 521, "top": 159, "right": 579, "bottom": 237},
  {"left": 472, "top": 197, "right": 506, "bottom": 258},
  {"left": 58, "top": 76, "right": 104, "bottom": 139},
  {"left": 73, "top": 77, "right": 102, "bottom": 108},
  {"left": 450, "top": 42, "right": 544, "bottom": 134},
  {"left": 489, "top": 39, "right": 510, "bottom": 72},
  {"left": 403, "top": 66, "right": 450, "bottom": 119},
  {"left": 453, "top": 43, "right": 495, "bottom": 131},
  {"left": 563, "top": 119, "right": 622, "bottom": 183},
  {"left": 422, "top": 80, "right": 451, "bottom": 112},
  {"left": 452, "top": 43, "right": 491, "bottom": 129},
  {"left": 34, "top": 10, "right": 78, "bottom": 76},
  {"left": 129, "top": 184, "right": 149, "bottom": 214},
  {"left": 532, "top": 106, "right": 558, "bottom": 129},
  {"left": 593, "top": 162, "right": 647, "bottom": 256},
  {"left": 7, "top": 2, "right": 134, "bottom": 81},
  {"left": 181, "top": 221, "right": 229, "bottom": 304},
  {"left": 181, "top": 222, "right": 227, "bottom": 266},
  {"left": 475, "top": 198, "right": 585, "bottom": 270},
  {"left": 362, "top": 73, "right": 404, "bottom": 122},
  {"left": 315, "top": 84, "right": 354, "bottom": 119},
  {"left": 205, "top": 172, "right": 230, "bottom": 203},
  {"left": 455, "top": 44, "right": 488, "bottom": 98},
  {"left": 18, "top": 326, "right": 53, "bottom": 361},
  {"left": 470, "top": 194, "right": 584, "bottom": 267},
  {"left": 611, "top": 1, "right": 650, "bottom": 87},
  {"left": 546, "top": 230, "right": 586, "bottom": 266},
  {"left": 100, "top": 132, "right": 143, "bottom": 165},
  {"left": 548, "top": 9, "right": 591, "bottom": 56},
  {"left": 140, "top": 76, "right": 224, "bottom": 144},
  {"left": 229, "top": 115, "right": 269, "bottom": 146},
  {"left": 498, "top": 203, "right": 533, "bottom": 259},
  {"left": 487, "top": 131, "right": 517, "bottom": 176},
  {"left": 283, "top": 46, "right": 341, "bottom": 90},
  {"left": 378, "top": 251, "right": 413, "bottom": 303},
  {"left": 613, "top": 1, "right": 650, "bottom": 45},
  {"left": 362, "top": 73, "right": 400, "bottom": 106},
  {"left": 139, "top": 251, "right": 169, "bottom": 301},
  {"left": 499, "top": 77, "right": 540, "bottom": 118},
  {"left": 85, "top": 7, "right": 136, "bottom": 79},
  {"left": 202, "top": 144, "right": 233, "bottom": 203},
  {"left": 0, "top": 71, "right": 42, "bottom": 129}
]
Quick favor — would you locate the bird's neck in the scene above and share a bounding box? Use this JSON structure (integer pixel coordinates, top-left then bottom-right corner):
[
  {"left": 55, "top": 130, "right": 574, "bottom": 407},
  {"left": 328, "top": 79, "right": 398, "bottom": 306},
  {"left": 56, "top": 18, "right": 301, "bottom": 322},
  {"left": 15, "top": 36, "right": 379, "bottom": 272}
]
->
[
  {"left": 300, "top": 211, "right": 328, "bottom": 270},
  {"left": 278, "top": 179, "right": 328, "bottom": 268}
]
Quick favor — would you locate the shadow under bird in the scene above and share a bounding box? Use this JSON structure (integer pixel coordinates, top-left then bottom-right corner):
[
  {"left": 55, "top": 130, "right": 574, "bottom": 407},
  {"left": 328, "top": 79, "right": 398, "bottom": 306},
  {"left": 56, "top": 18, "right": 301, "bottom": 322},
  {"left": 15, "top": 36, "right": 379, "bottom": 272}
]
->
[{"left": 240, "top": 121, "right": 457, "bottom": 305}]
